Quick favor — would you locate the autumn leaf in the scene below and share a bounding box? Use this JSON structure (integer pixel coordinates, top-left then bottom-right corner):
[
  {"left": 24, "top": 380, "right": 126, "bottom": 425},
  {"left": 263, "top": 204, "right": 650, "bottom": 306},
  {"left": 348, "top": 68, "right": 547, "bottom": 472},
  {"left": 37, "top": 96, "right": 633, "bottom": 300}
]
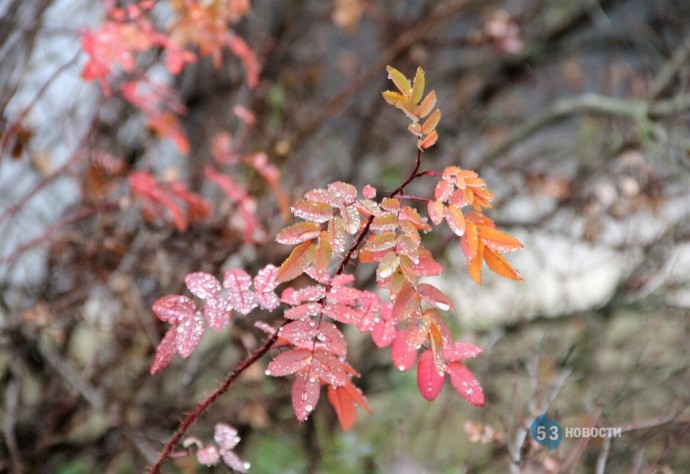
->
[
  {"left": 417, "top": 350, "right": 445, "bottom": 401},
  {"left": 276, "top": 241, "right": 316, "bottom": 283},
  {"left": 448, "top": 362, "right": 485, "bottom": 407},
  {"left": 292, "top": 372, "right": 320, "bottom": 422},
  {"left": 276, "top": 222, "right": 322, "bottom": 245}
]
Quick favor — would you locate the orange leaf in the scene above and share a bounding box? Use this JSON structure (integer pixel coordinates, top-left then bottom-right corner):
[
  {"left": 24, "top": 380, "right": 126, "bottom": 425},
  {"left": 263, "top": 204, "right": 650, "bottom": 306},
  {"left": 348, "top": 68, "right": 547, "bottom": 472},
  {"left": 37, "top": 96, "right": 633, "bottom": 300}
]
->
[
  {"left": 427, "top": 199, "right": 445, "bottom": 225},
  {"left": 418, "top": 130, "right": 438, "bottom": 150},
  {"left": 483, "top": 246, "right": 522, "bottom": 281},
  {"left": 276, "top": 241, "right": 316, "bottom": 283},
  {"left": 382, "top": 90, "right": 405, "bottom": 106},
  {"left": 420, "top": 109, "right": 441, "bottom": 135},
  {"left": 460, "top": 220, "right": 479, "bottom": 261},
  {"left": 479, "top": 226, "right": 523, "bottom": 253},
  {"left": 314, "top": 231, "right": 332, "bottom": 278},
  {"left": 418, "top": 90, "right": 437, "bottom": 118},
  {"left": 467, "top": 240, "right": 484, "bottom": 286},
  {"left": 276, "top": 222, "right": 322, "bottom": 245},
  {"left": 327, "top": 385, "right": 356, "bottom": 431}
]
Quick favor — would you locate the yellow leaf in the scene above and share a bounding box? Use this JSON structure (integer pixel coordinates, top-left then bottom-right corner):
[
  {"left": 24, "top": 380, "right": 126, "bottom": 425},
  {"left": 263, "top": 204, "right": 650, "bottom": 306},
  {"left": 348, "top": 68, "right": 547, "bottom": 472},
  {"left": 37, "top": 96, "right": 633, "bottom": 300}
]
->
[
  {"left": 386, "top": 66, "right": 412, "bottom": 97},
  {"left": 382, "top": 90, "right": 405, "bottom": 106},
  {"left": 411, "top": 67, "right": 425, "bottom": 103}
]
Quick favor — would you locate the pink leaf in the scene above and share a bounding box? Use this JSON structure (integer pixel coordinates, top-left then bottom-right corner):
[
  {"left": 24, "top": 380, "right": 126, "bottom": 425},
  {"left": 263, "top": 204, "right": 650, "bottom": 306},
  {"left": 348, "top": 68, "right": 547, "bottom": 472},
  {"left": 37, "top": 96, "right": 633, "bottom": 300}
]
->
[
  {"left": 316, "top": 323, "right": 347, "bottom": 356},
  {"left": 363, "top": 184, "right": 377, "bottom": 199},
  {"left": 444, "top": 342, "right": 483, "bottom": 362},
  {"left": 322, "top": 303, "right": 361, "bottom": 325},
  {"left": 223, "top": 268, "right": 257, "bottom": 315},
  {"left": 150, "top": 327, "right": 177, "bottom": 374},
  {"left": 221, "top": 449, "right": 248, "bottom": 472},
  {"left": 254, "top": 264, "right": 278, "bottom": 292},
  {"left": 176, "top": 310, "right": 205, "bottom": 358},
  {"left": 152, "top": 295, "right": 195, "bottom": 324},
  {"left": 214, "top": 423, "right": 240, "bottom": 451},
  {"left": 448, "top": 362, "right": 485, "bottom": 407},
  {"left": 391, "top": 330, "right": 418, "bottom": 371},
  {"left": 203, "top": 299, "right": 230, "bottom": 332},
  {"left": 284, "top": 302, "right": 322, "bottom": 320},
  {"left": 417, "top": 350, "right": 445, "bottom": 401},
  {"left": 185, "top": 272, "right": 221, "bottom": 299},
  {"left": 265, "top": 348, "right": 312, "bottom": 377},
  {"left": 279, "top": 320, "right": 318, "bottom": 347},
  {"left": 292, "top": 372, "right": 320, "bottom": 422},
  {"left": 196, "top": 446, "right": 220, "bottom": 466}
]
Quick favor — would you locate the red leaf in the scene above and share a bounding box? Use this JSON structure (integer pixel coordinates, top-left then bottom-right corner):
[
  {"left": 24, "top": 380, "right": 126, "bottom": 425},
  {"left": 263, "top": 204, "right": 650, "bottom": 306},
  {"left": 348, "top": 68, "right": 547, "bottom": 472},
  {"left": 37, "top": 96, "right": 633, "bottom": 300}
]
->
[
  {"left": 276, "top": 241, "right": 316, "bottom": 283},
  {"left": 214, "top": 423, "right": 240, "bottom": 451},
  {"left": 448, "top": 362, "right": 485, "bottom": 407},
  {"left": 176, "top": 310, "right": 205, "bottom": 358},
  {"left": 417, "top": 350, "right": 445, "bottom": 401},
  {"left": 371, "top": 317, "right": 396, "bottom": 348},
  {"left": 391, "top": 330, "right": 417, "bottom": 371},
  {"left": 276, "top": 222, "right": 322, "bottom": 245},
  {"left": 266, "top": 348, "right": 312, "bottom": 377},
  {"left": 391, "top": 284, "right": 420, "bottom": 322},
  {"left": 444, "top": 342, "right": 483, "bottom": 362},
  {"left": 417, "top": 283, "right": 454, "bottom": 312},
  {"left": 328, "top": 385, "right": 357, "bottom": 431},
  {"left": 312, "top": 351, "right": 350, "bottom": 387},
  {"left": 223, "top": 268, "right": 257, "bottom": 314},
  {"left": 292, "top": 372, "right": 320, "bottom": 422},
  {"left": 150, "top": 327, "right": 177, "bottom": 374},
  {"left": 152, "top": 295, "right": 195, "bottom": 323}
]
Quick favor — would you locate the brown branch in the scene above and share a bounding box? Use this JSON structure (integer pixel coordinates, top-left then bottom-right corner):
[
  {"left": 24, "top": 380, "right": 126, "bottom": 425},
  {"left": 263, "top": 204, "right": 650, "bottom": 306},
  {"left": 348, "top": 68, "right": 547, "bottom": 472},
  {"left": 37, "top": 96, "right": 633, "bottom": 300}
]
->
[
  {"left": 146, "top": 324, "right": 285, "bottom": 474},
  {"left": 0, "top": 203, "right": 119, "bottom": 266},
  {"left": 481, "top": 93, "right": 690, "bottom": 164}
]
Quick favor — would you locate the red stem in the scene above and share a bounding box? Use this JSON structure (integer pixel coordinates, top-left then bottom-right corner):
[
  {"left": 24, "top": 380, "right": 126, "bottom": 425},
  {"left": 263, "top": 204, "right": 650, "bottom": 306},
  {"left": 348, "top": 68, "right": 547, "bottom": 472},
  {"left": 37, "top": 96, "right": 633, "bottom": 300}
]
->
[
  {"left": 146, "top": 323, "right": 285, "bottom": 474},
  {"left": 148, "top": 146, "right": 435, "bottom": 471}
]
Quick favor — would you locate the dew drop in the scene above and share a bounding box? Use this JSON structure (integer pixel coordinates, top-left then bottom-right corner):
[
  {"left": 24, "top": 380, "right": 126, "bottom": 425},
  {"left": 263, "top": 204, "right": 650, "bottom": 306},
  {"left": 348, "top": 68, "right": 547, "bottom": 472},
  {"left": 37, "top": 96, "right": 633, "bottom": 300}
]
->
[
  {"left": 301, "top": 393, "right": 308, "bottom": 401},
  {"left": 436, "top": 302, "right": 450, "bottom": 311},
  {"left": 387, "top": 74, "right": 392, "bottom": 79},
  {"left": 309, "top": 376, "right": 316, "bottom": 383},
  {"left": 398, "top": 365, "right": 406, "bottom": 371},
  {"left": 233, "top": 435, "right": 241, "bottom": 443},
  {"left": 305, "top": 404, "right": 313, "bottom": 412},
  {"left": 265, "top": 369, "right": 271, "bottom": 375},
  {"left": 243, "top": 462, "right": 251, "bottom": 470}
]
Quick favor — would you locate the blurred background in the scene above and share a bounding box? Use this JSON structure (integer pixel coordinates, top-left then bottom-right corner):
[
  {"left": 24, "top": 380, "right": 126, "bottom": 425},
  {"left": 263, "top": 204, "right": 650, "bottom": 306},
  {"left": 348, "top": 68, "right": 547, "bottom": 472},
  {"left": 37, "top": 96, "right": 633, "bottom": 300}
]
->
[{"left": 1, "top": 0, "right": 689, "bottom": 472}]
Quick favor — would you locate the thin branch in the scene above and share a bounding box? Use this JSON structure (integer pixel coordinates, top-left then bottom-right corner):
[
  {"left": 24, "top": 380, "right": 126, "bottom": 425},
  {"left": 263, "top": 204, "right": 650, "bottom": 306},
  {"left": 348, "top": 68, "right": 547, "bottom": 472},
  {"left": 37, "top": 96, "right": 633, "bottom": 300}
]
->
[
  {"left": 0, "top": 203, "right": 119, "bottom": 266},
  {"left": 481, "top": 93, "right": 690, "bottom": 164},
  {"left": 146, "top": 324, "right": 285, "bottom": 474}
]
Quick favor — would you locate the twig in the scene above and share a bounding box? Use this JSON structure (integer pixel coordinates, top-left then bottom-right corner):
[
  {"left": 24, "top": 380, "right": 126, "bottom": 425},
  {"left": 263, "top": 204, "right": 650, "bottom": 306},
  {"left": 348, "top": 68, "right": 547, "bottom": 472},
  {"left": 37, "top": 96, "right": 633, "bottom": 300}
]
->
[
  {"left": 0, "top": 203, "right": 119, "bottom": 266},
  {"left": 287, "top": 0, "right": 472, "bottom": 151},
  {"left": 481, "top": 93, "right": 690, "bottom": 164},
  {"left": 146, "top": 325, "right": 285, "bottom": 474},
  {"left": 651, "top": 36, "right": 690, "bottom": 98},
  {"left": 594, "top": 436, "right": 611, "bottom": 474},
  {"left": 1, "top": 379, "right": 24, "bottom": 473}
]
